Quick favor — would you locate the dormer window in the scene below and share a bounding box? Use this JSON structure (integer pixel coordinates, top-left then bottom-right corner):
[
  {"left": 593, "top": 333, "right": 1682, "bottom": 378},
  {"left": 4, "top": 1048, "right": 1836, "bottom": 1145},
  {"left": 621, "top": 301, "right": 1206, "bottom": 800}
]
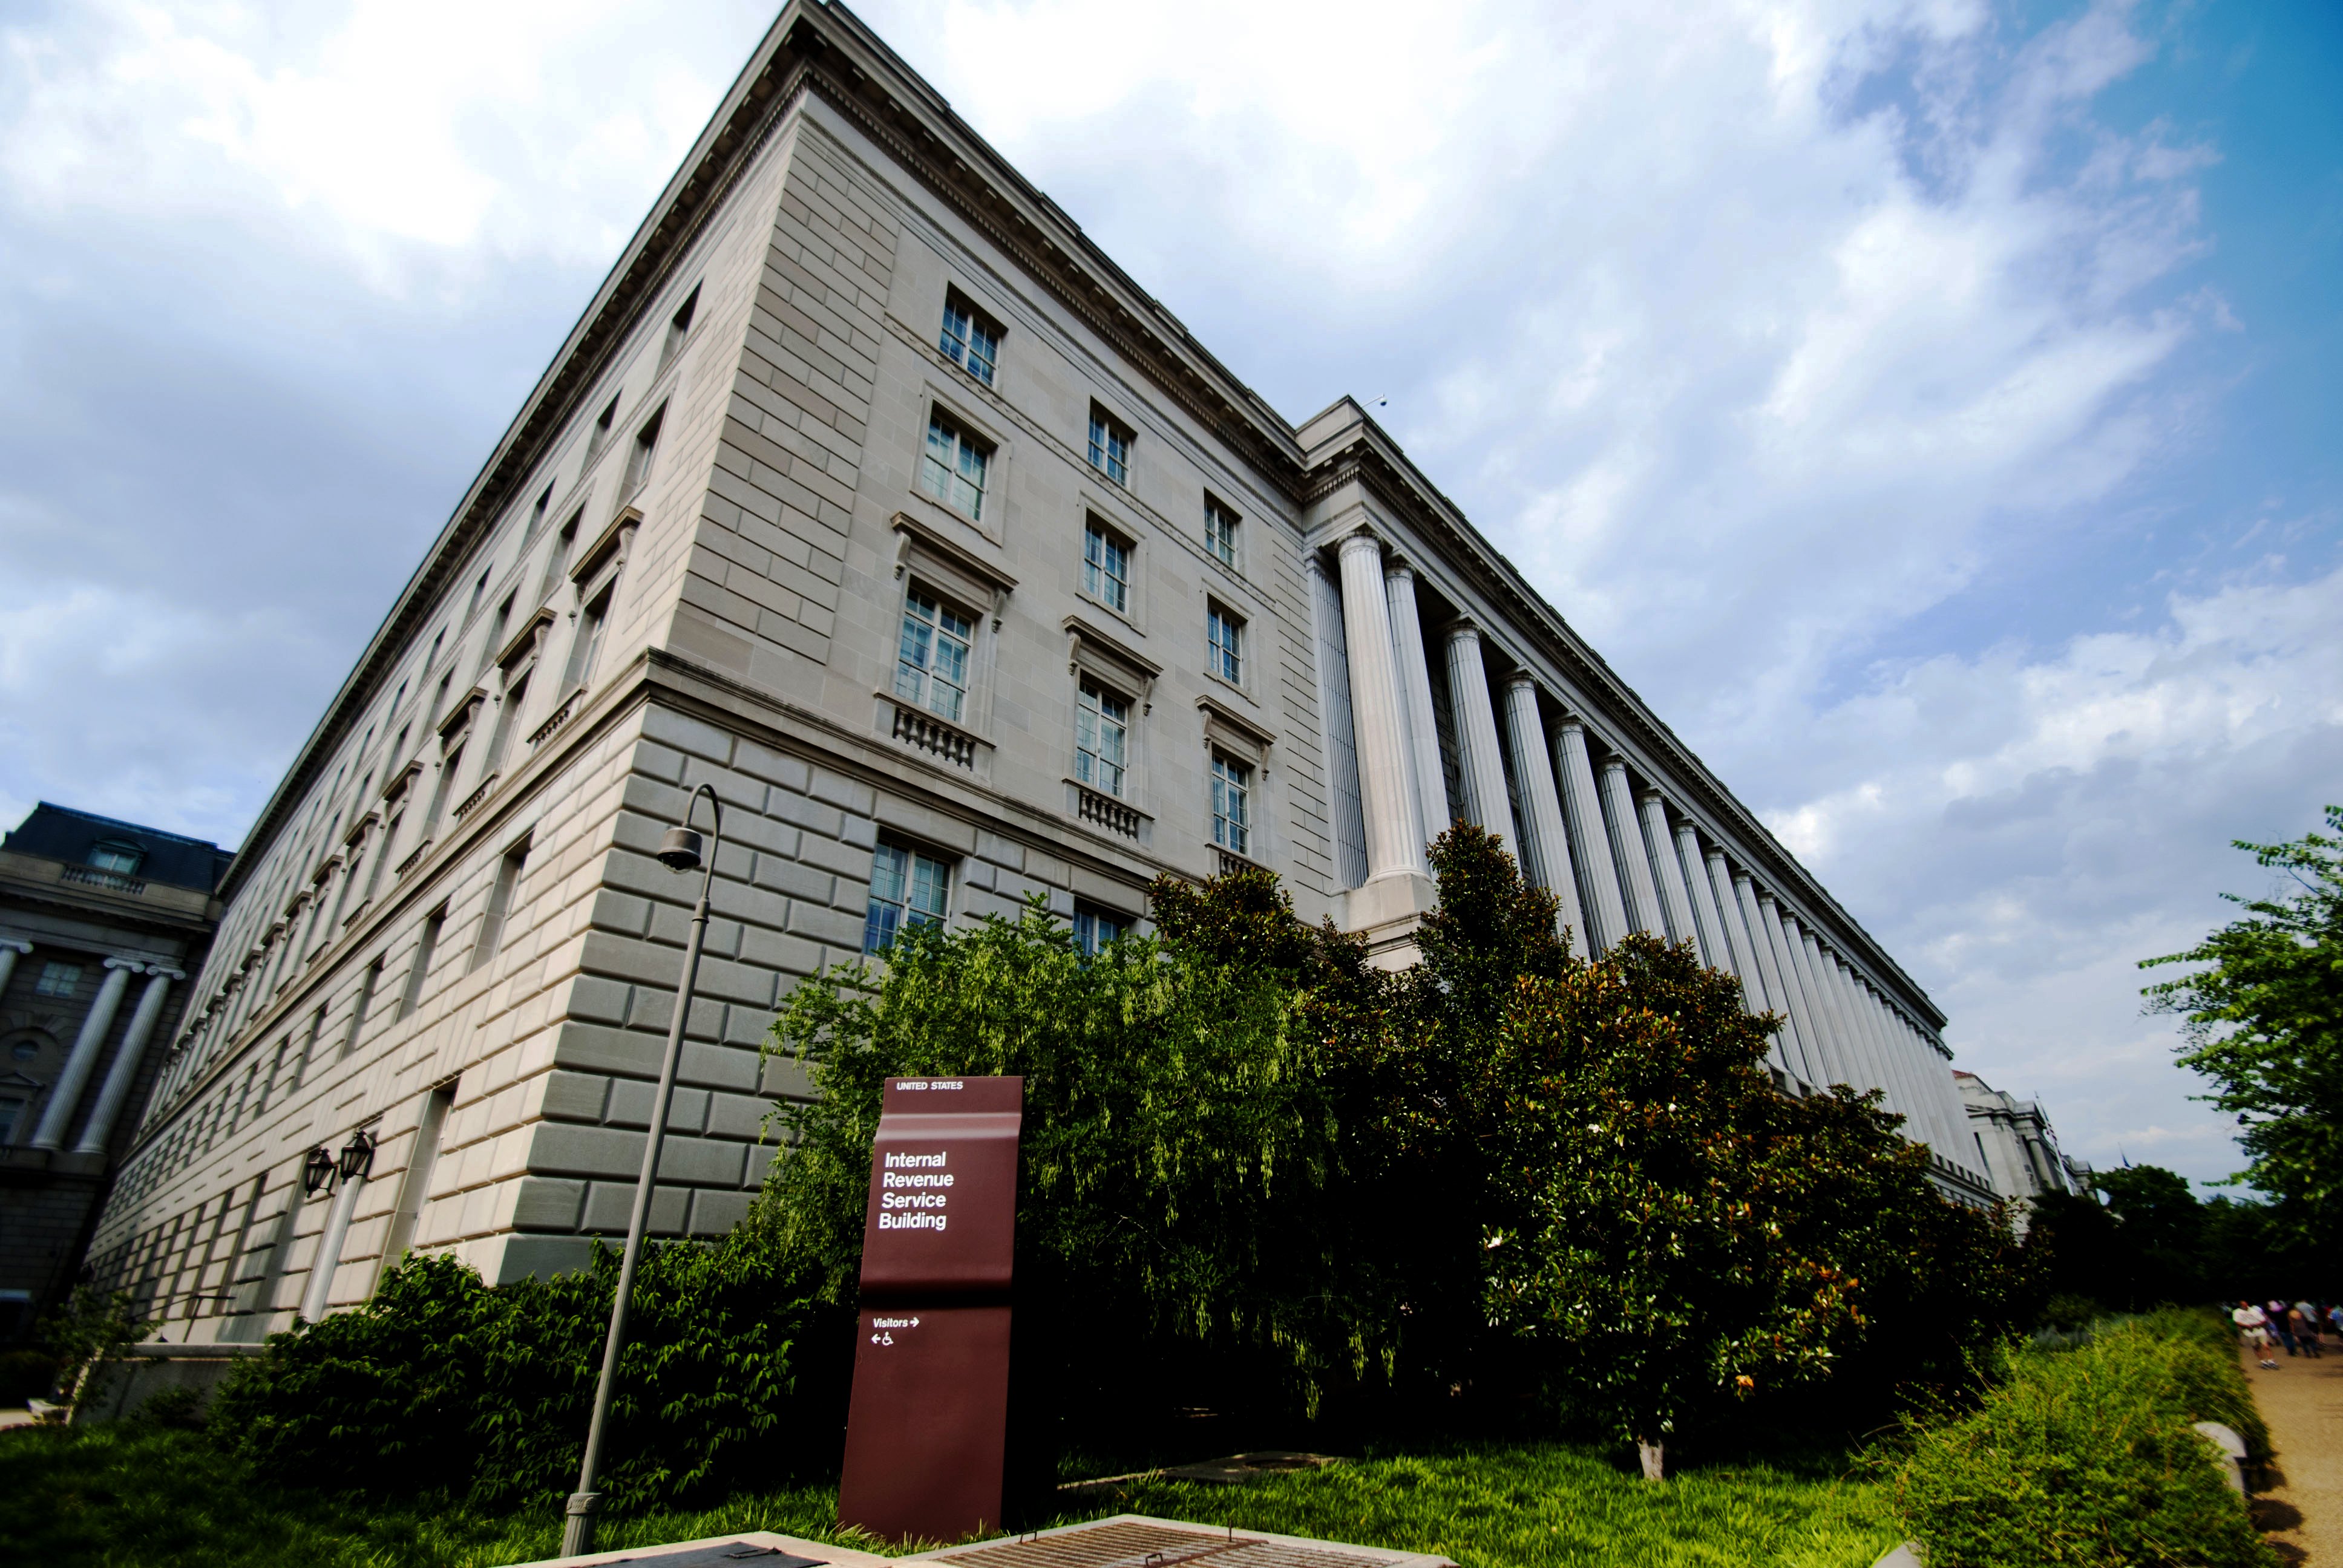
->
[{"left": 88, "top": 842, "right": 143, "bottom": 877}]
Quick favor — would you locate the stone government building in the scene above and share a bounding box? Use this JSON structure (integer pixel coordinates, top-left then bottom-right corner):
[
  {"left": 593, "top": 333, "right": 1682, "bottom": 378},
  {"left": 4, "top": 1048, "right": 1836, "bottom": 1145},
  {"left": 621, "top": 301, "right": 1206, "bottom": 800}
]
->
[
  {"left": 1, "top": 804, "right": 228, "bottom": 1337},
  {"left": 87, "top": 0, "right": 1999, "bottom": 1339}
]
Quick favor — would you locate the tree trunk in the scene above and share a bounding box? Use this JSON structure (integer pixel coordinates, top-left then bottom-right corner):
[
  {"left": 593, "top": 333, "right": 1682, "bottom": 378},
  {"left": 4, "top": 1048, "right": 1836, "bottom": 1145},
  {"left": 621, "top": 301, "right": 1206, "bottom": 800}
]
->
[{"left": 1637, "top": 1439, "right": 1665, "bottom": 1481}]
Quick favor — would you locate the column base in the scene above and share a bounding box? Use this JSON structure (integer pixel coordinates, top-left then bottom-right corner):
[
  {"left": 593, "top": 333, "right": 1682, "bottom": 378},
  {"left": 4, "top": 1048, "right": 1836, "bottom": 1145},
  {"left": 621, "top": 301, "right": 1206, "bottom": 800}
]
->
[{"left": 1342, "top": 871, "right": 1439, "bottom": 971}]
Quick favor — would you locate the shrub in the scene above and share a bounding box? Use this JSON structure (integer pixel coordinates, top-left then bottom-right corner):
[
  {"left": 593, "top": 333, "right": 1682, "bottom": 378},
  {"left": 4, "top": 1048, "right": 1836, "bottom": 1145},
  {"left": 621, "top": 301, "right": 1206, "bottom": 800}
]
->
[
  {"left": 0, "top": 1348, "right": 60, "bottom": 1406},
  {"left": 1895, "top": 1316, "right": 2275, "bottom": 1567},
  {"left": 212, "top": 1229, "right": 837, "bottom": 1513}
]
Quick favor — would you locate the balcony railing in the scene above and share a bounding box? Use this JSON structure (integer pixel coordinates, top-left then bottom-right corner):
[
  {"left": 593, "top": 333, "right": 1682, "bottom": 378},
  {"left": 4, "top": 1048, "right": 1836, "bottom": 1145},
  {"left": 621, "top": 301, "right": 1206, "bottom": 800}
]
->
[
  {"left": 890, "top": 704, "right": 977, "bottom": 769},
  {"left": 60, "top": 866, "right": 146, "bottom": 895},
  {"left": 528, "top": 691, "right": 580, "bottom": 747},
  {"left": 1076, "top": 786, "right": 1141, "bottom": 840}
]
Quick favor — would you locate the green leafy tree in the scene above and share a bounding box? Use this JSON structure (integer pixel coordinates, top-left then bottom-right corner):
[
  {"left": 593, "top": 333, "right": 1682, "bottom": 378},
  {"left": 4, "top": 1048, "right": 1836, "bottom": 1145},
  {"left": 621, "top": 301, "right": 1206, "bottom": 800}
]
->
[
  {"left": 38, "top": 1285, "right": 148, "bottom": 1410},
  {"left": 2143, "top": 806, "right": 2343, "bottom": 1247}
]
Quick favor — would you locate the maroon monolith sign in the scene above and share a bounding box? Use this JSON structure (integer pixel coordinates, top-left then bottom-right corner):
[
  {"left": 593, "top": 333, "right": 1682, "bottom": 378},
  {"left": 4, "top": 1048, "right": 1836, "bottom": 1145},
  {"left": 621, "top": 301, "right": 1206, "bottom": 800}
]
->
[{"left": 836, "top": 1075, "right": 1023, "bottom": 1544}]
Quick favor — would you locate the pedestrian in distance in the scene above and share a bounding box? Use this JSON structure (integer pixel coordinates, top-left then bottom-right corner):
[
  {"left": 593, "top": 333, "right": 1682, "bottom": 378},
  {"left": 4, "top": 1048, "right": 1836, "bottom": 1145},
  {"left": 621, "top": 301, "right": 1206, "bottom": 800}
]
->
[
  {"left": 2268, "top": 1298, "right": 2299, "bottom": 1357},
  {"left": 2296, "top": 1301, "right": 2325, "bottom": 1358},
  {"left": 2234, "top": 1301, "right": 2278, "bottom": 1370}
]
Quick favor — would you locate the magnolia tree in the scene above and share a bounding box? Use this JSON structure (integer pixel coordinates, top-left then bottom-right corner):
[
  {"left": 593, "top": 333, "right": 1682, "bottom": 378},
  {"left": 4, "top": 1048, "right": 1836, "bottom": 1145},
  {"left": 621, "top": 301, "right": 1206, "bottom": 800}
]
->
[{"left": 756, "top": 825, "right": 2028, "bottom": 1477}]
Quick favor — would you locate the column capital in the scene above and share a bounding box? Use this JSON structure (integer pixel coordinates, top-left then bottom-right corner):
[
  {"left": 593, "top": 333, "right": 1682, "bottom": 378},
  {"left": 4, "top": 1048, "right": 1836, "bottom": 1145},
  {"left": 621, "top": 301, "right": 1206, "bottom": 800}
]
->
[
  {"left": 1335, "top": 528, "right": 1385, "bottom": 564},
  {"left": 1502, "top": 670, "right": 1539, "bottom": 695},
  {"left": 1381, "top": 557, "right": 1417, "bottom": 583},
  {"left": 1441, "top": 618, "right": 1483, "bottom": 648},
  {"left": 102, "top": 956, "right": 146, "bottom": 974},
  {"left": 0, "top": 937, "right": 30, "bottom": 955}
]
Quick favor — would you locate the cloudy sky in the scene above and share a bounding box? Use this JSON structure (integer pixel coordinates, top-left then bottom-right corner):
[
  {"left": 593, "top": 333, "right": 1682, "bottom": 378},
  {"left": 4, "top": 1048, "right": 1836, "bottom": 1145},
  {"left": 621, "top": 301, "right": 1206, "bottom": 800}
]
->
[{"left": 2, "top": 0, "right": 2335, "bottom": 1187}]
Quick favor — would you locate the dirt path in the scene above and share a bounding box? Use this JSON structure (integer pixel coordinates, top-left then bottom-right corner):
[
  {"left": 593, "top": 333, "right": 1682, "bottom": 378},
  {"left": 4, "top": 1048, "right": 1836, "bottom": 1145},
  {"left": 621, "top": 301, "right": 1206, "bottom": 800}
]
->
[{"left": 2246, "top": 1338, "right": 2343, "bottom": 1566}]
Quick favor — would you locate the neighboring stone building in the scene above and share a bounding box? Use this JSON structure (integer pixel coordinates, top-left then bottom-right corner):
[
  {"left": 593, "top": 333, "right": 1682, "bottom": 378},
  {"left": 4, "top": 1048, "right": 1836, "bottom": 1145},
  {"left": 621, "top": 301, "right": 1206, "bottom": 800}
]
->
[
  {"left": 85, "top": 0, "right": 1995, "bottom": 1343},
  {"left": 1956, "top": 1069, "right": 2089, "bottom": 1212},
  {"left": 0, "top": 803, "right": 227, "bottom": 1339}
]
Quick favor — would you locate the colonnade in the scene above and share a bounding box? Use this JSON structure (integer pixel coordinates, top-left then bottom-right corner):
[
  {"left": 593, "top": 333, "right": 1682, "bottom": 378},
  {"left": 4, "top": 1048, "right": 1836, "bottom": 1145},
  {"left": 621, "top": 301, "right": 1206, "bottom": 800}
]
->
[
  {"left": 4, "top": 939, "right": 184, "bottom": 1157},
  {"left": 1321, "top": 528, "right": 1978, "bottom": 1178}
]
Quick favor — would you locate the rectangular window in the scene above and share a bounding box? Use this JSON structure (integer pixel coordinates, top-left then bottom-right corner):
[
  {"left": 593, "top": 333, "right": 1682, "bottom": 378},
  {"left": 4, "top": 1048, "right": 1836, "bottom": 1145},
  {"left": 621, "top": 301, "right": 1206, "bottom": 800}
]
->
[
  {"left": 1083, "top": 521, "right": 1130, "bottom": 613},
  {"left": 485, "top": 672, "right": 529, "bottom": 773},
  {"left": 621, "top": 404, "right": 663, "bottom": 497},
  {"left": 1212, "top": 753, "right": 1252, "bottom": 856},
  {"left": 523, "top": 485, "right": 552, "bottom": 545},
  {"left": 33, "top": 962, "right": 81, "bottom": 998},
  {"left": 1205, "top": 498, "right": 1240, "bottom": 568},
  {"left": 0, "top": 1097, "right": 23, "bottom": 1146},
  {"left": 376, "top": 1081, "right": 456, "bottom": 1291},
  {"left": 465, "top": 567, "right": 490, "bottom": 622},
  {"left": 864, "top": 843, "right": 952, "bottom": 953},
  {"left": 364, "top": 811, "right": 400, "bottom": 906},
  {"left": 397, "top": 911, "right": 444, "bottom": 1022},
  {"left": 1207, "top": 606, "right": 1245, "bottom": 685},
  {"left": 939, "top": 296, "right": 999, "bottom": 385},
  {"left": 918, "top": 410, "right": 989, "bottom": 520},
  {"left": 893, "top": 589, "right": 975, "bottom": 724},
  {"left": 1072, "top": 904, "right": 1129, "bottom": 958},
  {"left": 422, "top": 744, "right": 464, "bottom": 837},
  {"left": 89, "top": 843, "right": 143, "bottom": 875},
  {"left": 586, "top": 396, "right": 617, "bottom": 461},
  {"left": 342, "top": 959, "right": 378, "bottom": 1058},
  {"left": 1074, "top": 678, "right": 1130, "bottom": 797},
  {"left": 1087, "top": 408, "right": 1131, "bottom": 486},
  {"left": 565, "top": 589, "right": 611, "bottom": 690},
  {"left": 471, "top": 840, "right": 529, "bottom": 970},
  {"left": 477, "top": 595, "right": 513, "bottom": 677},
  {"left": 539, "top": 514, "right": 580, "bottom": 603},
  {"left": 660, "top": 285, "right": 699, "bottom": 372}
]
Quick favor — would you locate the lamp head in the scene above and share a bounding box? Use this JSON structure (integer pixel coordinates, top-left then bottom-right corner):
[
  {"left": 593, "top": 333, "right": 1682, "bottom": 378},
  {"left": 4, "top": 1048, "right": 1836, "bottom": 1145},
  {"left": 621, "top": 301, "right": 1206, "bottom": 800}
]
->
[
  {"left": 655, "top": 826, "right": 704, "bottom": 872},
  {"left": 301, "top": 1145, "right": 336, "bottom": 1196},
  {"left": 338, "top": 1128, "right": 376, "bottom": 1183}
]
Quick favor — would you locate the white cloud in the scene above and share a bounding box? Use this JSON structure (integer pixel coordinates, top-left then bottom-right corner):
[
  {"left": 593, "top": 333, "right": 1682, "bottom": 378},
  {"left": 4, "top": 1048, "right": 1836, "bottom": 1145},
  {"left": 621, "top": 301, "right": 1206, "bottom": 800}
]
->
[{"left": 0, "top": 0, "right": 764, "bottom": 290}]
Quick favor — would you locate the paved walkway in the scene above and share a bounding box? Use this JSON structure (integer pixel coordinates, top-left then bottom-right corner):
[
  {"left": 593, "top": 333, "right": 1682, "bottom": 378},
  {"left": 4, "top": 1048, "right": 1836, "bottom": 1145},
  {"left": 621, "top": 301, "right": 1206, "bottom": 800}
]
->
[{"left": 2247, "top": 1341, "right": 2343, "bottom": 1566}]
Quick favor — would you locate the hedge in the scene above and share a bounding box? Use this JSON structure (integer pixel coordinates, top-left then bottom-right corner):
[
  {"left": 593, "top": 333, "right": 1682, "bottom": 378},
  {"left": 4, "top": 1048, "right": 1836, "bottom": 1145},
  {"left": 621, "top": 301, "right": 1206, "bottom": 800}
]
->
[
  {"left": 1895, "top": 1309, "right": 2273, "bottom": 1567},
  {"left": 209, "top": 1232, "right": 844, "bottom": 1514}
]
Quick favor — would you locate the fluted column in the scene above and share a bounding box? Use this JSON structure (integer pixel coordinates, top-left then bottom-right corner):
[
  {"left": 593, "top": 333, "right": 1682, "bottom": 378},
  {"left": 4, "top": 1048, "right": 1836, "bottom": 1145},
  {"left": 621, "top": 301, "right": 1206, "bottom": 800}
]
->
[
  {"left": 1501, "top": 676, "right": 1588, "bottom": 958},
  {"left": 74, "top": 968, "right": 180, "bottom": 1156},
  {"left": 1676, "top": 825, "right": 1727, "bottom": 968},
  {"left": 1912, "top": 1023, "right": 1971, "bottom": 1167},
  {"left": 1442, "top": 624, "right": 1519, "bottom": 852},
  {"left": 1841, "top": 959, "right": 1905, "bottom": 1112},
  {"left": 1820, "top": 950, "right": 1890, "bottom": 1102},
  {"left": 1638, "top": 793, "right": 1702, "bottom": 955},
  {"left": 1875, "top": 998, "right": 1942, "bottom": 1154},
  {"left": 1704, "top": 851, "right": 1760, "bottom": 996},
  {"left": 32, "top": 958, "right": 139, "bottom": 1151},
  {"left": 1852, "top": 978, "right": 1916, "bottom": 1121},
  {"left": 1556, "top": 720, "right": 1627, "bottom": 950},
  {"left": 1731, "top": 872, "right": 1800, "bottom": 1077},
  {"left": 0, "top": 939, "right": 28, "bottom": 1001},
  {"left": 1780, "top": 915, "right": 1850, "bottom": 1089},
  {"left": 1755, "top": 890, "right": 1826, "bottom": 1086},
  {"left": 1335, "top": 533, "right": 1426, "bottom": 881},
  {"left": 1383, "top": 563, "right": 1449, "bottom": 852},
  {"left": 1598, "top": 760, "right": 1661, "bottom": 935}
]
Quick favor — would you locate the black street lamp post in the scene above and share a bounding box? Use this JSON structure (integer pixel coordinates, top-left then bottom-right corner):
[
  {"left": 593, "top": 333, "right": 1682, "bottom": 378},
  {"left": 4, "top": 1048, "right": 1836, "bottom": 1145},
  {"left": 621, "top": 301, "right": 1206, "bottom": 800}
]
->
[{"left": 561, "top": 783, "right": 723, "bottom": 1558}]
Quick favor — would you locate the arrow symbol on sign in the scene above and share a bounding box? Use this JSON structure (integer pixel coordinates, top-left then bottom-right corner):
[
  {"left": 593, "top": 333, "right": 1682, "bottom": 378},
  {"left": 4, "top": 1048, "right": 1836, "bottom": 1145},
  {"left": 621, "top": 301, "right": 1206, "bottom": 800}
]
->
[
  {"left": 909, "top": 1316, "right": 920, "bottom": 1327},
  {"left": 870, "top": 1334, "right": 882, "bottom": 1344}
]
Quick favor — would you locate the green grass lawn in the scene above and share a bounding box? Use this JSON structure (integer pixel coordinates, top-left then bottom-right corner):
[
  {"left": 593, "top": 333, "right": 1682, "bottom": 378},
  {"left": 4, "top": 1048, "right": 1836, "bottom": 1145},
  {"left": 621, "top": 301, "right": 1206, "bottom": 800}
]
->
[{"left": 2, "top": 1423, "right": 1904, "bottom": 1568}]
